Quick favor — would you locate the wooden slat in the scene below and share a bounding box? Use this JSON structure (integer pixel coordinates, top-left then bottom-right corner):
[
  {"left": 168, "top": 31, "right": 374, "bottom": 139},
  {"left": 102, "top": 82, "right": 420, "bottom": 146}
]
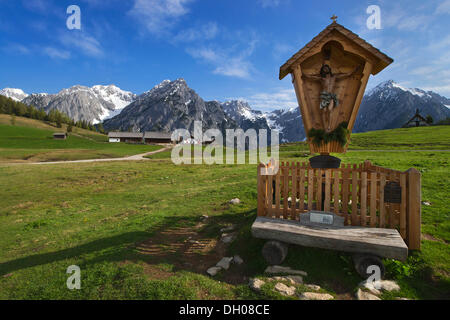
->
[
  {"left": 379, "top": 174, "right": 386, "bottom": 227},
  {"left": 308, "top": 169, "right": 314, "bottom": 211},
  {"left": 388, "top": 172, "right": 395, "bottom": 228},
  {"left": 275, "top": 168, "right": 281, "bottom": 218},
  {"left": 342, "top": 167, "right": 349, "bottom": 215},
  {"left": 333, "top": 170, "right": 340, "bottom": 214},
  {"left": 317, "top": 170, "right": 323, "bottom": 211},
  {"left": 324, "top": 170, "right": 331, "bottom": 212},
  {"left": 283, "top": 165, "right": 289, "bottom": 219},
  {"left": 291, "top": 164, "right": 297, "bottom": 220},
  {"left": 299, "top": 168, "right": 305, "bottom": 213},
  {"left": 351, "top": 170, "right": 358, "bottom": 225},
  {"left": 267, "top": 171, "right": 273, "bottom": 217},
  {"left": 370, "top": 172, "right": 377, "bottom": 227},
  {"left": 360, "top": 172, "right": 367, "bottom": 226}
]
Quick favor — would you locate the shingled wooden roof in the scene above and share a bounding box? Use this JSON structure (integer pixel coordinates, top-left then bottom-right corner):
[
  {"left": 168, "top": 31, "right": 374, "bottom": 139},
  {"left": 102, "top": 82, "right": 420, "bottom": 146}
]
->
[{"left": 279, "top": 21, "right": 394, "bottom": 80}]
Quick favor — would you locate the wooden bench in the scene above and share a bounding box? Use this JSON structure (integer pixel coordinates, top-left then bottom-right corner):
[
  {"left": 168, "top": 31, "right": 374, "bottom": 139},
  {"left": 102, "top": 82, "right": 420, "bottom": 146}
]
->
[{"left": 251, "top": 215, "right": 408, "bottom": 278}]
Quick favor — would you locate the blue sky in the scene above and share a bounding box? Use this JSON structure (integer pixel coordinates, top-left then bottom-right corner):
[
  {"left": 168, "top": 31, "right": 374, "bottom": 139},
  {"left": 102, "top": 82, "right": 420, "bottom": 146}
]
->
[{"left": 1, "top": 0, "right": 449, "bottom": 111}]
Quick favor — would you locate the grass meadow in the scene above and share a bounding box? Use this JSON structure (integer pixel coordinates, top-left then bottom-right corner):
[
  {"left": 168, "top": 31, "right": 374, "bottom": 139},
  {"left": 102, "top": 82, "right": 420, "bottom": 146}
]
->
[
  {"left": 0, "top": 120, "right": 448, "bottom": 300},
  {"left": 0, "top": 115, "right": 161, "bottom": 163}
]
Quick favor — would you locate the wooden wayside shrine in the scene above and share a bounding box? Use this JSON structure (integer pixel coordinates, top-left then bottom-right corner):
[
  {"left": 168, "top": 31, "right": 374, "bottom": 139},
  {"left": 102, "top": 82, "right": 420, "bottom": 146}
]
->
[
  {"left": 279, "top": 19, "right": 393, "bottom": 154},
  {"left": 253, "top": 19, "right": 420, "bottom": 276}
]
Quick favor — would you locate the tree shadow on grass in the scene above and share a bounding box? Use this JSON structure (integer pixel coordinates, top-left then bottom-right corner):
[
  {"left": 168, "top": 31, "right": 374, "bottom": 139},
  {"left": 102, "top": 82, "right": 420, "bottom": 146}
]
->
[{"left": 0, "top": 212, "right": 254, "bottom": 283}]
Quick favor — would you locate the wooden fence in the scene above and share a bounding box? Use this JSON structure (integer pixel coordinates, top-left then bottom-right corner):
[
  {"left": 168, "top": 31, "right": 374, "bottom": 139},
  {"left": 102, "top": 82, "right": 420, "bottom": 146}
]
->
[{"left": 257, "top": 160, "right": 421, "bottom": 250}]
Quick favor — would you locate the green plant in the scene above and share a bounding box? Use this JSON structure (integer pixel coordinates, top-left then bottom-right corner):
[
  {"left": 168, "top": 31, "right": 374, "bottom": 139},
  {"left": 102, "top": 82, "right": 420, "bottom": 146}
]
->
[{"left": 308, "top": 122, "right": 349, "bottom": 147}]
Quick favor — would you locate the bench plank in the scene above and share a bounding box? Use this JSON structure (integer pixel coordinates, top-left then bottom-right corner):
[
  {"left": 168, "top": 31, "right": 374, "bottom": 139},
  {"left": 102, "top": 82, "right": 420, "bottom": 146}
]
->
[{"left": 251, "top": 217, "right": 408, "bottom": 261}]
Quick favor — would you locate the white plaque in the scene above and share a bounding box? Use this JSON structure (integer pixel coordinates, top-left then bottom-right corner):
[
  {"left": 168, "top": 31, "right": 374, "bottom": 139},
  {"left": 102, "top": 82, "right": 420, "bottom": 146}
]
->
[{"left": 310, "top": 212, "right": 334, "bottom": 225}]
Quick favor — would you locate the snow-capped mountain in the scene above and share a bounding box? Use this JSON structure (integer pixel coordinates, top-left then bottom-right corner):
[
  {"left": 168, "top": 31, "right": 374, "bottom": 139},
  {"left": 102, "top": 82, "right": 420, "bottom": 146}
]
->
[
  {"left": 221, "top": 100, "right": 271, "bottom": 132},
  {"left": 263, "top": 107, "right": 305, "bottom": 143},
  {"left": 354, "top": 80, "right": 450, "bottom": 132},
  {"left": 219, "top": 101, "right": 305, "bottom": 143},
  {"left": 3, "top": 79, "right": 449, "bottom": 142},
  {"left": 17, "top": 85, "right": 136, "bottom": 124},
  {"left": 91, "top": 85, "right": 136, "bottom": 119},
  {"left": 103, "top": 79, "right": 237, "bottom": 133},
  {"left": 0, "top": 88, "right": 29, "bottom": 101}
]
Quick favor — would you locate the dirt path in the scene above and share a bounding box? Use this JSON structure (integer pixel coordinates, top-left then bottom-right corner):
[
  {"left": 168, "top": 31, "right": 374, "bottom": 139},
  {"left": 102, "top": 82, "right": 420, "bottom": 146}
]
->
[{"left": 5, "top": 146, "right": 173, "bottom": 165}]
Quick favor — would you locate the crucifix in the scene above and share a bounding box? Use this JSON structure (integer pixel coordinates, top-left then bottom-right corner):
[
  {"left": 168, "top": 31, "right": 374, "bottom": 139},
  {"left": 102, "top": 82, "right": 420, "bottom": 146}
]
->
[
  {"left": 330, "top": 15, "right": 338, "bottom": 23},
  {"left": 303, "top": 64, "right": 361, "bottom": 132}
]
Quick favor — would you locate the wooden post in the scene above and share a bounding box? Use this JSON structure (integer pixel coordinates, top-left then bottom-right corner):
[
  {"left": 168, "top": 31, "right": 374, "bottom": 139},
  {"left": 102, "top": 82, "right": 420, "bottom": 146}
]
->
[
  {"left": 407, "top": 168, "right": 421, "bottom": 250},
  {"left": 400, "top": 173, "right": 407, "bottom": 239}
]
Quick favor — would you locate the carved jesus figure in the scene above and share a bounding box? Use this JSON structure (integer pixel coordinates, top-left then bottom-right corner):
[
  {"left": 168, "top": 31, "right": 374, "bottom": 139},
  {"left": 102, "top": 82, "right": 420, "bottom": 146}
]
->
[{"left": 303, "top": 64, "right": 360, "bottom": 132}]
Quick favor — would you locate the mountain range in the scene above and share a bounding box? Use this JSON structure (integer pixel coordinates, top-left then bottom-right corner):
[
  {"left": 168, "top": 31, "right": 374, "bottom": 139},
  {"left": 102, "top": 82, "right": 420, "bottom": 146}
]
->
[
  {"left": 1, "top": 85, "right": 135, "bottom": 124},
  {"left": 1, "top": 79, "right": 449, "bottom": 142}
]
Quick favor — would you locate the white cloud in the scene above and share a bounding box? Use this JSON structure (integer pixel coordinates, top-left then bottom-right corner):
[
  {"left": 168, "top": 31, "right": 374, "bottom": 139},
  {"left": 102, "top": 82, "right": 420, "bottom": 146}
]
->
[
  {"left": 59, "top": 32, "right": 103, "bottom": 57},
  {"left": 435, "top": 0, "right": 450, "bottom": 15},
  {"left": 173, "top": 22, "right": 219, "bottom": 42},
  {"left": 43, "top": 47, "right": 71, "bottom": 60},
  {"left": 187, "top": 39, "right": 258, "bottom": 79},
  {"left": 397, "top": 15, "right": 430, "bottom": 31},
  {"left": 129, "top": 0, "right": 193, "bottom": 36},
  {"left": 272, "top": 43, "right": 294, "bottom": 61},
  {"left": 2, "top": 43, "right": 30, "bottom": 55},
  {"left": 423, "top": 84, "right": 450, "bottom": 97}
]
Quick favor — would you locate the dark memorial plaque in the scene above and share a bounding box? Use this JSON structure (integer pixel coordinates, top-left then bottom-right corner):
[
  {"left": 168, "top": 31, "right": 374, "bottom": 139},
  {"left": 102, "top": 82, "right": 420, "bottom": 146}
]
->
[{"left": 384, "top": 181, "right": 402, "bottom": 203}]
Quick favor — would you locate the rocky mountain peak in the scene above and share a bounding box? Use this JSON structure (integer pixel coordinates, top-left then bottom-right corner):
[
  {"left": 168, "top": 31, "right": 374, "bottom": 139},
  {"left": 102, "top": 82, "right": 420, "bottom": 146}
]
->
[{"left": 0, "top": 88, "right": 29, "bottom": 101}]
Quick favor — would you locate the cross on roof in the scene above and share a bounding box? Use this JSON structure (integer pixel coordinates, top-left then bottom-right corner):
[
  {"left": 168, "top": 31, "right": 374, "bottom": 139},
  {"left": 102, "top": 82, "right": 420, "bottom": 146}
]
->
[{"left": 330, "top": 15, "right": 338, "bottom": 23}]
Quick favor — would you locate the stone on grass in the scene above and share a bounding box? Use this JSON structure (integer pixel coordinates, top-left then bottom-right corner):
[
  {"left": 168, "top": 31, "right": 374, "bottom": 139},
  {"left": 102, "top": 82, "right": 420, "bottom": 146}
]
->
[
  {"left": 359, "top": 279, "right": 400, "bottom": 294},
  {"left": 207, "top": 266, "right": 222, "bottom": 276},
  {"left": 359, "top": 281, "right": 381, "bottom": 296},
  {"left": 264, "top": 265, "right": 308, "bottom": 277},
  {"left": 216, "top": 257, "right": 233, "bottom": 270},
  {"left": 233, "top": 255, "right": 244, "bottom": 265},
  {"left": 299, "top": 292, "right": 334, "bottom": 300},
  {"left": 269, "top": 275, "right": 302, "bottom": 285},
  {"left": 356, "top": 288, "right": 381, "bottom": 300},
  {"left": 421, "top": 201, "right": 431, "bottom": 206},
  {"left": 305, "top": 284, "right": 321, "bottom": 291},
  {"left": 229, "top": 198, "right": 241, "bottom": 205},
  {"left": 274, "top": 282, "right": 296, "bottom": 296},
  {"left": 221, "top": 233, "right": 236, "bottom": 244},
  {"left": 285, "top": 276, "right": 303, "bottom": 284},
  {"left": 249, "top": 278, "right": 265, "bottom": 292},
  {"left": 220, "top": 225, "right": 236, "bottom": 233},
  {"left": 378, "top": 280, "right": 400, "bottom": 292}
]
